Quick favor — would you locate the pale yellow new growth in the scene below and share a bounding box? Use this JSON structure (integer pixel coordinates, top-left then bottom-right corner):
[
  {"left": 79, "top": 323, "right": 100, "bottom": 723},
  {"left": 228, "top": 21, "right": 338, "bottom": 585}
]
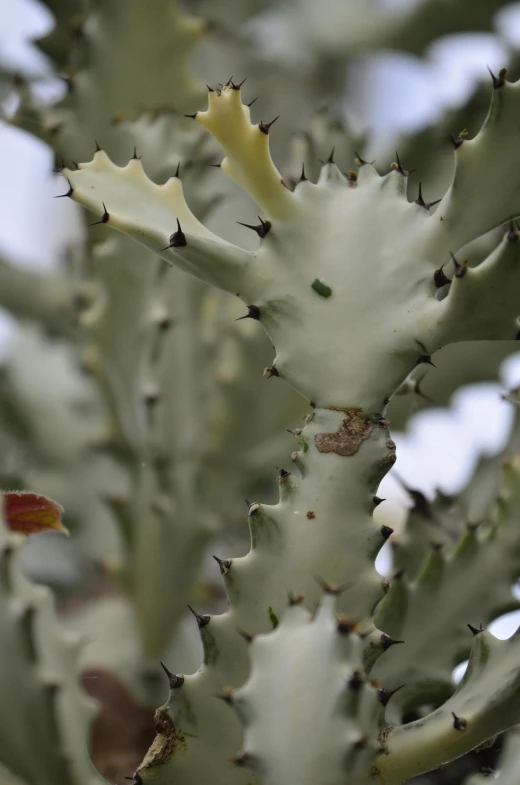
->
[{"left": 196, "top": 86, "right": 297, "bottom": 220}]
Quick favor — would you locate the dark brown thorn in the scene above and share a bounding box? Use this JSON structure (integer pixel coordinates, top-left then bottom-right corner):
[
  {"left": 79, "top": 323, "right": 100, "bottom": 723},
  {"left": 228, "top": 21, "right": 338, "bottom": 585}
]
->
[
  {"left": 94, "top": 140, "right": 102, "bottom": 152},
  {"left": 336, "top": 614, "right": 356, "bottom": 634},
  {"left": 373, "top": 496, "right": 385, "bottom": 507},
  {"left": 161, "top": 218, "right": 187, "bottom": 251},
  {"left": 236, "top": 627, "right": 254, "bottom": 643},
  {"left": 348, "top": 670, "right": 364, "bottom": 690},
  {"left": 315, "top": 576, "right": 351, "bottom": 595},
  {"left": 468, "top": 623, "right": 483, "bottom": 636},
  {"left": 450, "top": 250, "right": 467, "bottom": 278},
  {"left": 278, "top": 467, "right": 291, "bottom": 480},
  {"left": 215, "top": 687, "right": 235, "bottom": 704},
  {"left": 206, "top": 84, "right": 214, "bottom": 92},
  {"left": 174, "top": 161, "right": 181, "bottom": 178},
  {"left": 88, "top": 203, "right": 109, "bottom": 226},
  {"left": 392, "top": 151, "right": 415, "bottom": 177},
  {"left": 54, "top": 178, "right": 74, "bottom": 198},
  {"left": 159, "top": 661, "right": 184, "bottom": 689},
  {"left": 434, "top": 265, "right": 451, "bottom": 287},
  {"left": 381, "top": 525, "right": 394, "bottom": 541},
  {"left": 381, "top": 634, "right": 404, "bottom": 651},
  {"left": 247, "top": 97, "right": 258, "bottom": 108},
  {"left": 232, "top": 78, "right": 247, "bottom": 89},
  {"left": 211, "top": 162, "right": 222, "bottom": 168},
  {"left": 417, "top": 355, "right": 436, "bottom": 368},
  {"left": 299, "top": 163, "right": 308, "bottom": 182},
  {"left": 212, "top": 554, "right": 232, "bottom": 575},
  {"left": 131, "top": 146, "right": 142, "bottom": 160},
  {"left": 488, "top": 66, "right": 507, "bottom": 89},
  {"left": 236, "top": 305, "right": 261, "bottom": 321},
  {"left": 452, "top": 712, "right": 467, "bottom": 731},
  {"left": 184, "top": 112, "right": 198, "bottom": 119},
  {"left": 326, "top": 147, "right": 335, "bottom": 164},
  {"left": 224, "top": 76, "right": 234, "bottom": 87},
  {"left": 236, "top": 217, "right": 271, "bottom": 238},
  {"left": 448, "top": 133, "right": 464, "bottom": 150},
  {"left": 263, "top": 366, "right": 278, "bottom": 378},
  {"left": 378, "top": 684, "right": 405, "bottom": 707},
  {"left": 354, "top": 152, "right": 375, "bottom": 166},
  {"left": 187, "top": 604, "right": 210, "bottom": 629},
  {"left": 259, "top": 116, "right": 279, "bottom": 134}
]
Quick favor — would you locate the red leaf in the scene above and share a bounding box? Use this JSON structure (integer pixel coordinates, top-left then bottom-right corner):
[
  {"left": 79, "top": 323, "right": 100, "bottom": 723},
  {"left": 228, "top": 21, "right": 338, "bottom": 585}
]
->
[{"left": 3, "top": 491, "right": 68, "bottom": 536}]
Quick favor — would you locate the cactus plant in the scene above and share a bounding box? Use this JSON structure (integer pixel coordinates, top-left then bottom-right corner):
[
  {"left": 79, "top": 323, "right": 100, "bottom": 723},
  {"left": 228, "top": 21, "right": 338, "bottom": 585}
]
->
[{"left": 54, "top": 71, "right": 520, "bottom": 785}]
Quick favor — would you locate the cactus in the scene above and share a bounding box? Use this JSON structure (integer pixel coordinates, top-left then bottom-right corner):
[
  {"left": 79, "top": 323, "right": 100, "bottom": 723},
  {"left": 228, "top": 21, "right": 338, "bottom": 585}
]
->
[{"left": 53, "top": 71, "right": 520, "bottom": 785}]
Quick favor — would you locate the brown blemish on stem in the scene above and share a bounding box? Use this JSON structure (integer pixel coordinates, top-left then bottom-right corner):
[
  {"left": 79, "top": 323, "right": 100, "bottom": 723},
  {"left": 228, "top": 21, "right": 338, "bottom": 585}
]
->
[
  {"left": 315, "top": 409, "right": 374, "bottom": 456},
  {"left": 140, "top": 708, "right": 187, "bottom": 770}
]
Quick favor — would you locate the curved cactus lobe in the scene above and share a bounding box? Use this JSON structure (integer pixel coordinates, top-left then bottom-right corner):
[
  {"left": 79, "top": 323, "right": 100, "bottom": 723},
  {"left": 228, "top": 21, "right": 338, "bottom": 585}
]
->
[{"left": 229, "top": 595, "right": 382, "bottom": 785}]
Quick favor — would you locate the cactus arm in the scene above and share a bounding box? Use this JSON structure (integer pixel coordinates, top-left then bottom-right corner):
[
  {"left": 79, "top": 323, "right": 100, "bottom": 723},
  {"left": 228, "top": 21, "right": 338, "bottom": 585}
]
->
[
  {"left": 421, "top": 77, "right": 520, "bottom": 258},
  {"left": 0, "top": 499, "right": 107, "bottom": 785},
  {"left": 64, "top": 153, "right": 253, "bottom": 295},
  {"left": 372, "top": 629, "right": 520, "bottom": 785},
  {"left": 228, "top": 594, "right": 382, "bottom": 785},
  {"left": 194, "top": 86, "right": 296, "bottom": 219}
]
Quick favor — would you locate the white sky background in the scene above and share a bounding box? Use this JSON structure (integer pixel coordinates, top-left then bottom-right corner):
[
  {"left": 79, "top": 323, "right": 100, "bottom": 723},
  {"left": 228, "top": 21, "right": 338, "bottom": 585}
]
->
[{"left": 3, "top": 0, "right": 520, "bottom": 650}]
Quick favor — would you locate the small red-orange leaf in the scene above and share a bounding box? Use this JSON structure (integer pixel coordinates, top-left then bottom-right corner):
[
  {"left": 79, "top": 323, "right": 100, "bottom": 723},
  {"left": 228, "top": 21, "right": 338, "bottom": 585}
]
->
[{"left": 3, "top": 491, "right": 68, "bottom": 536}]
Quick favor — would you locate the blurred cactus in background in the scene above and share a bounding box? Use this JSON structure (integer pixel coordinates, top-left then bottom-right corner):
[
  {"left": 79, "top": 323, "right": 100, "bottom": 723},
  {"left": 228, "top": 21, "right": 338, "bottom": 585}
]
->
[{"left": 2, "top": 1, "right": 520, "bottom": 784}]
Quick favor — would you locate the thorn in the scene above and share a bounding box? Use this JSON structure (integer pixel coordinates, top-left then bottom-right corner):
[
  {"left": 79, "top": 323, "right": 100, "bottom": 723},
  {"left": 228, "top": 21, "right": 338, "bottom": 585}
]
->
[
  {"left": 131, "top": 146, "right": 142, "bottom": 160},
  {"left": 54, "top": 178, "right": 74, "bottom": 199},
  {"left": 236, "top": 627, "right": 254, "bottom": 643},
  {"left": 72, "top": 161, "right": 79, "bottom": 170},
  {"left": 488, "top": 66, "right": 507, "bottom": 89},
  {"left": 161, "top": 219, "right": 187, "bottom": 251},
  {"left": 236, "top": 304, "right": 261, "bottom": 321},
  {"left": 415, "top": 182, "right": 441, "bottom": 211},
  {"left": 213, "top": 554, "right": 232, "bottom": 575},
  {"left": 88, "top": 203, "right": 109, "bottom": 226},
  {"left": 408, "top": 488, "right": 433, "bottom": 518},
  {"left": 236, "top": 217, "right": 271, "bottom": 238},
  {"left": 336, "top": 614, "right": 357, "bottom": 634},
  {"left": 224, "top": 76, "right": 234, "bottom": 87},
  {"left": 373, "top": 496, "right": 385, "bottom": 507},
  {"left": 354, "top": 152, "right": 375, "bottom": 166},
  {"left": 315, "top": 576, "right": 351, "bottom": 595},
  {"left": 215, "top": 687, "right": 235, "bottom": 704},
  {"left": 211, "top": 162, "right": 222, "bottom": 168},
  {"left": 468, "top": 623, "right": 483, "bottom": 636},
  {"left": 378, "top": 685, "right": 405, "bottom": 707},
  {"left": 52, "top": 157, "right": 66, "bottom": 174},
  {"left": 299, "top": 163, "right": 308, "bottom": 182},
  {"left": 174, "top": 161, "right": 181, "bottom": 178},
  {"left": 288, "top": 590, "right": 304, "bottom": 606},
  {"left": 159, "top": 661, "right": 184, "bottom": 689},
  {"left": 452, "top": 712, "right": 467, "bottom": 731},
  {"left": 278, "top": 468, "right": 291, "bottom": 482},
  {"left": 229, "top": 751, "right": 251, "bottom": 768},
  {"left": 381, "top": 525, "right": 394, "bottom": 541},
  {"left": 326, "top": 147, "right": 335, "bottom": 164},
  {"left": 391, "top": 151, "right": 415, "bottom": 177},
  {"left": 450, "top": 250, "right": 467, "bottom": 278},
  {"left": 508, "top": 220, "right": 519, "bottom": 242},
  {"left": 353, "top": 735, "right": 368, "bottom": 749},
  {"left": 381, "top": 634, "right": 404, "bottom": 651},
  {"left": 434, "top": 265, "right": 451, "bottom": 288},
  {"left": 263, "top": 366, "right": 278, "bottom": 378},
  {"left": 94, "top": 140, "right": 102, "bottom": 152},
  {"left": 348, "top": 670, "right": 364, "bottom": 690},
  {"left": 448, "top": 133, "right": 464, "bottom": 150},
  {"left": 206, "top": 84, "right": 214, "bottom": 92},
  {"left": 187, "top": 604, "right": 210, "bottom": 629},
  {"left": 184, "top": 112, "right": 198, "bottom": 119},
  {"left": 414, "top": 376, "right": 433, "bottom": 403},
  {"left": 247, "top": 97, "right": 258, "bottom": 108},
  {"left": 231, "top": 77, "right": 247, "bottom": 89},
  {"left": 259, "top": 116, "right": 279, "bottom": 134},
  {"left": 417, "top": 355, "right": 436, "bottom": 368}
]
